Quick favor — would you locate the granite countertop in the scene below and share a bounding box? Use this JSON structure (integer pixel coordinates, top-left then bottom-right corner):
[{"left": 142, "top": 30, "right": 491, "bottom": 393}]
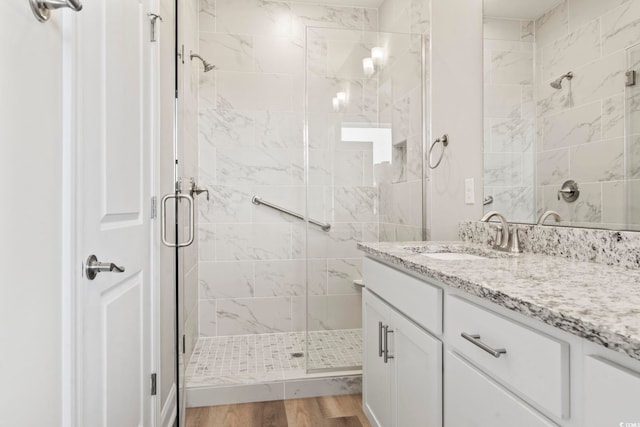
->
[{"left": 358, "top": 240, "right": 640, "bottom": 362}]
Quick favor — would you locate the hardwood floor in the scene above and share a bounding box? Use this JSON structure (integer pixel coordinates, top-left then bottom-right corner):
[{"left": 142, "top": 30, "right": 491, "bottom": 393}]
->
[{"left": 185, "top": 394, "right": 372, "bottom": 427}]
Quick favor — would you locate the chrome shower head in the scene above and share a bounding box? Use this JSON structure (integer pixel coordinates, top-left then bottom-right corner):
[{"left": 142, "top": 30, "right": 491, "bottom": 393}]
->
[
  {"left": 550, "top": 71, "right": 573, "bottom": 89},
  {"left": 190, "top": 52, "right": 216, "bottom": 73}
]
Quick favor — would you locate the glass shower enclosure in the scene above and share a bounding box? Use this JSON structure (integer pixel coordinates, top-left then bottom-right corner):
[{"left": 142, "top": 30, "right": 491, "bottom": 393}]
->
[
  {"left": 304, "top": 27, "right": 426, "bottom": 373},
  {"left": 185, "top": 22, "right": 426, "bottom": 394}
]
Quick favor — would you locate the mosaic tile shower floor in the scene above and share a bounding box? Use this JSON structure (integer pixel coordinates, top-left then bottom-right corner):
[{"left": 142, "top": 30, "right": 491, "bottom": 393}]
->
[{"left": 186, "top": 329, "right": 362, "bottom": 387}]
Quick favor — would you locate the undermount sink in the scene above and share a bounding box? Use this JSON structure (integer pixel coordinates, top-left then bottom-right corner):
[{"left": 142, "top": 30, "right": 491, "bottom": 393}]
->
[
  {"left": 421, "top": 252, "right": 487, "bottom": 261},
  {"left": 402, "top": 243, "right": 516, "bottom": 259}
]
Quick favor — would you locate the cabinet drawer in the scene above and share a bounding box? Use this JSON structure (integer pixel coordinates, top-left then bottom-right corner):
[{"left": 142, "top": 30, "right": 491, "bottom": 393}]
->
[
  {"left": 363, "top": 258, "right": 442, "bottom": 335},
  {"left": 445, "top": 296, "right": 569, "bottom": 420},
  {"left": 584, "top": 356, "right": 640, "bottom": 427},
  {"left": 445, "top": 351, "right": 558, "bottom": 427}
]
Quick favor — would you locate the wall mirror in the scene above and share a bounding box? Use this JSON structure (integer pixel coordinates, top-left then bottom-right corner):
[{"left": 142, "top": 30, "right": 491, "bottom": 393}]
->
[{"left": 483, "top": 0, "right": 640, "bottom": 230}]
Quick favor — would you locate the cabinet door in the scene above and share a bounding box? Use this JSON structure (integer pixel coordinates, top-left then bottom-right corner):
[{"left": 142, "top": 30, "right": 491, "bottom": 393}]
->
[
  {"left": 390, "top": 309, "right": 442, "bottom": 427},
  {"left": 363, "top": 290, "right": 392, "bottom": 427},
  {"left": 584, "top": 356, "right": 640, "bottom": 427},
  {"left": 445, "top": 351, "right": 558, "bottom": 427}
]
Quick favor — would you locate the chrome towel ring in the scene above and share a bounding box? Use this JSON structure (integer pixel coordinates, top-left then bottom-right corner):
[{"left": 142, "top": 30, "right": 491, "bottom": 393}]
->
[
  {"left": 428, "top": 134, "right": 449, "bottom": 169},
  {"left": 30, "top": 0, "right": 82, "bottom": 23}
]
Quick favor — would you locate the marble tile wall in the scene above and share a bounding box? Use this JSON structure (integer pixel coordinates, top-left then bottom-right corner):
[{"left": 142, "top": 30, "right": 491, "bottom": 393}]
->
[
  {"left": 483, "top": 17, "right": 536, "bottom": 223},
  {"left": 197, "top": 0, "right": 380, "bottom": 336},
  {"left": 376, "top": 0, "right": 429, "bottom": 241},
  {"left": 535, "top": 0, "right": 640, "bottom": 228}
]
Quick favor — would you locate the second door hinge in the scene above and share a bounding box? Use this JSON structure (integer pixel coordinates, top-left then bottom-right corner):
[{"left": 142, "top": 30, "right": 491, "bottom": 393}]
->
[
  {"left": 183, "top": 334, "right": 186, "bottom": 354},
  {"left": 151, "top": 196, "right": 157, "bottom": 219},
  {"left": 151, "top": 373, "right": 157, "bottom": 396}
]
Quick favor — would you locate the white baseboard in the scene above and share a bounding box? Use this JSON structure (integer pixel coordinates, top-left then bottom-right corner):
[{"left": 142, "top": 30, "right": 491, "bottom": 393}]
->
[{"left": 160, "top": 383, "right": 177, "bottom": 427}]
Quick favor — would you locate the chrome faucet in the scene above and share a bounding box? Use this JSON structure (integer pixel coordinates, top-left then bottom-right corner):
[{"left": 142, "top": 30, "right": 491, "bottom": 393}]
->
[
  {"left": 537, "top": 210, "right": 561, "bottom": 225},
  {"left": 480, "top": 211, "right": 522, "bottom": 253},
  {"left": 480, "top": 211, "right": 510, "bottom": 250}
]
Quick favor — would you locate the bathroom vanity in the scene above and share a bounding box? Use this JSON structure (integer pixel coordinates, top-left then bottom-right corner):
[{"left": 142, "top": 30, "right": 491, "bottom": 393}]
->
[{"left": 359, "top": 241, "right": 640, "bottom": 427}]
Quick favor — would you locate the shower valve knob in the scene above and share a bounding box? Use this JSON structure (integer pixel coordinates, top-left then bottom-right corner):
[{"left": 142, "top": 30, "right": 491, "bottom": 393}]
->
[{"left": 557, "top": 180, "right": 579, "bottom": 202}]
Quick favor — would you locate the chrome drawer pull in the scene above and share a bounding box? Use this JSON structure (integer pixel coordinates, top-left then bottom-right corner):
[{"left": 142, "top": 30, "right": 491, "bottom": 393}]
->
[
  {"left": 383, "top": 325, "right": 394, "bottom": 363},
  {"left": 461, "top": 332, "right": 507, "bottom": 358},
  {"left": 378, "top": 321, "right": 384, "bottom": 357}
]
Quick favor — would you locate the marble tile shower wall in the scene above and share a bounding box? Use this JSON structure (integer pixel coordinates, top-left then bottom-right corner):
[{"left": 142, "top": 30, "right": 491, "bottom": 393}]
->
[
  {"left": 377, "top": 0, "right": 430, "bottom": 241},
  {"left": 197, "top": 0, "right": 379, "bottom": 337},
  {"left": 483, "top": 18, "right": 536, "bottom": 223},
  {"left": 535, "top": 0, "right": 640, "bottom": 228}
]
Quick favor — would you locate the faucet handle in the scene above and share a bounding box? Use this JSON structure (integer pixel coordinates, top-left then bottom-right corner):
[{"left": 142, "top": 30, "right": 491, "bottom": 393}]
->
[{"left": 508, "top": 225, "right": 522, "bottom": 253}]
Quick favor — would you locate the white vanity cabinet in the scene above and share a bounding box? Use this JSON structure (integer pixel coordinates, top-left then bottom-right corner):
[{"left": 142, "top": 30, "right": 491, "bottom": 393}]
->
[
  {"left": 583, "top": 355, "right": 640, "bottom": 427},
  {"left": 362, "top": 257, "right": 640, "bottom": 427},
  {"left": 363, "top": 290, "right": 392, "bottom": 427},
  {"left": 445, "top": 350, "right": 558, "bottom": 427},
  {"left": 363, "top": 260, "right": 443, "bottom": 427},
  {"left": 445, "top": 296, "right": 570, "bottom": 420}
]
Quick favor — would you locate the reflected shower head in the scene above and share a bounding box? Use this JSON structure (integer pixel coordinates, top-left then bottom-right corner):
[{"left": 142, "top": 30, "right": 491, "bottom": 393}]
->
[
  {"left": 190, "top": 52, "right": 216, "bottom": 73},
  {"left": 550, "top": 71, "right": 573, "bottom": 89}
]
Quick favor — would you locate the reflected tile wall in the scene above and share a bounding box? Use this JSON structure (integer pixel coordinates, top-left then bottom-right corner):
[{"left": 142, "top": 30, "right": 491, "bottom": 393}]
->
[
  {"left": 535, "top": 0, "right": 640, "bottom": 228},
  {"left": 377, "top": 0, "right": 428, "bottom": 242},
  {"left": 198, "top": 0, "right": 382, "bottom": 336},
  {"left": 483, "top": 17, "right": 536, "bottom": 223}
]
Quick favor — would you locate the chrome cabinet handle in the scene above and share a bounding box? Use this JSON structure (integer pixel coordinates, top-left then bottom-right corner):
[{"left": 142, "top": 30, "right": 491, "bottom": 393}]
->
[
  {"left": 160, "top": 193, "right": 195, "bottom": 248},
  {"left": 378, "top": 321, "right": 384, "bottom": 357},
  {"left": 461, "top": 332, "right": 507, "bottom": 358},
  {"left": 383, "top": 325, "right": 394, "bottom": 363},
  {"left": 85, "top": 255, "right": 125, "bottom": 280},
  {"left": 30, "top": 0, "right": 82, "bottom": 23}
]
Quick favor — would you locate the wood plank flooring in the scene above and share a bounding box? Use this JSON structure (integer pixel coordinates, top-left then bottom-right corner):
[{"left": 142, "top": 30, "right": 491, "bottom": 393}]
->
[{"left": 185, "top": 394, "right": 372, "bottom": 427}]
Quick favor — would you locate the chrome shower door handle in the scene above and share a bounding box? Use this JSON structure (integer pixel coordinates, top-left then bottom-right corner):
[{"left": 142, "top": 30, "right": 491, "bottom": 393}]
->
[
  {"left": 85, "top": 255, "right": 125, "bottom": 280},
  {"left": 30, "top": 0, "right": 82, "bottom": 22},
  {"left": 160, "top": 194, "right": 195, "bottom": 248}
]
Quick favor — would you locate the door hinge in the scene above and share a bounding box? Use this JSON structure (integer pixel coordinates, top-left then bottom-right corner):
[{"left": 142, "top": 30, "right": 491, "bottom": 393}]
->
[
  {"left": 182, "top": 334, "right": 186, "bottom": 354},
  {"left": 151, "top": 373, "right": 157, "bottom": 396},
  {"left": 626, "top": 70, "right": 637, "bottom": 87},
  {"left": 151, "top": 196, "right": 157, "bottom": 219},
  {"left": 178, "top": 44, "right": 185, "bottom": 64}
]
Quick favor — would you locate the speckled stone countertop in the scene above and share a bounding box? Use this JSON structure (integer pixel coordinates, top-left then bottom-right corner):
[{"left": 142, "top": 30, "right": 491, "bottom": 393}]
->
[{"left": 357, "top": 241, "right": 640, "bottom": 362}]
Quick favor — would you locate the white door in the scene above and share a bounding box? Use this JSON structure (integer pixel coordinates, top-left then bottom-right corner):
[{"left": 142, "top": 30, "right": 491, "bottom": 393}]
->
[{"left": 77, "top": 0, "right": 154, "bottom": 425}]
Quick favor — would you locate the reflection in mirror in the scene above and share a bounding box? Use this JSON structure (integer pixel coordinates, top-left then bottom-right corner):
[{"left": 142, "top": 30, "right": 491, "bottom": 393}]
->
[{"left": 483, "top": 0, "right": 640, "bottom": 230}]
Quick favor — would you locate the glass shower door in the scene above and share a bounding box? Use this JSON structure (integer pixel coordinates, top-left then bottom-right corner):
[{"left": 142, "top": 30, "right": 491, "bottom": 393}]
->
[
  {"left": 626, "top": 43, "right": 640, "bottom": 231},
  {"left": 304, "top": 27, "right": 426, "bottom": 373}
]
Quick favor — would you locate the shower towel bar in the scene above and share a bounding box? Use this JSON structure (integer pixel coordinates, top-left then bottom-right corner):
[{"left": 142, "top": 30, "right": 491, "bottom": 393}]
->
[{"left": 252, "top": 196, "right": 331, "bottom": 232}]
